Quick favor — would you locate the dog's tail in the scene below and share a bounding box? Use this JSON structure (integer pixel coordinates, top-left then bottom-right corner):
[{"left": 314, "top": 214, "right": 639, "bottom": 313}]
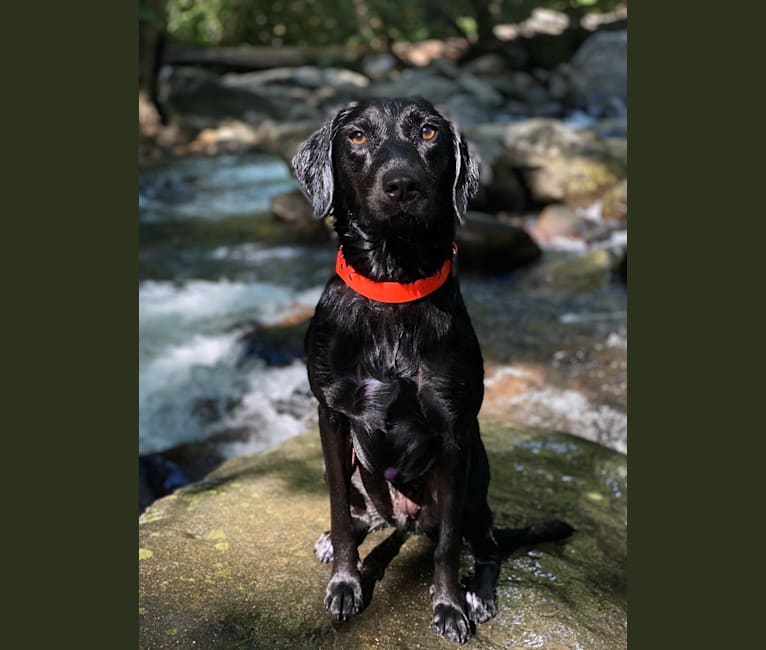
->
[{"left": 493, "top": 519, "right": 575, "bottom": 553}]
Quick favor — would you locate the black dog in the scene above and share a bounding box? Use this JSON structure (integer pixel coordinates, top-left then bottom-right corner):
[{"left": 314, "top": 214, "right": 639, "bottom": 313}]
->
[{"left": 293, "top": 98, "right": 569, "bottom": 643}]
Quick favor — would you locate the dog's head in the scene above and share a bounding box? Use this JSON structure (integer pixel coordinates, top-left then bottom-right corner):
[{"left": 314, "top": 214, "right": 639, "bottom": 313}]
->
[{"left": 292, "top": 98, "right": 479, "bottom": 227}]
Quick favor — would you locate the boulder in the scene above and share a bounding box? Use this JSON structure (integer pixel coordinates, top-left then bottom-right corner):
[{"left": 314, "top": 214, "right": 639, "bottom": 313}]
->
[
  {"left": 368, "top": 67, "right": 461, "bottom": 106},
  {"left": 139, "top": 422, "right": 626, "bottom": 649},
  {"left": 362, "top": 53, "right": 398, "bottom": 81},
  {"left": 534, "top": 204, "right": 589, "bottom": 242},
  {"left": 161, "top": 67, "right": 324, "bottom": 129},
  {"left": 613, "top": 249, "right": 627, "bottom": 284},
  {"left": 461, "top": 53, "right": 508, "bottom": 77},
  {"left": 531, "top": 248, "right": 614, "bottom": 294},
  {"left": 187, "top": 120, "right": 261, "bottom": 155},
  {"left": 457, "top": 212, "right": 542, "bottom": 274},
  {"left": 570, "top": 31, "right": 627, "bottom": 115},
  {"left": 601, "top": 179, "right": 628, "bottom": 221},
  {"left": 455, "top": 71, "right": 505, "bottom": 108},
  {"left": 246, "top": 119, "right": 324, "bottom": 163},
  {"left": 221, "top": 66, "right": 370, "bottom": 92},
  {"left": 468, "top": 119, "right": 626, "bottom": 208},
  {"left": 271, "top": 190, "right": 315, "bottom": 225}
]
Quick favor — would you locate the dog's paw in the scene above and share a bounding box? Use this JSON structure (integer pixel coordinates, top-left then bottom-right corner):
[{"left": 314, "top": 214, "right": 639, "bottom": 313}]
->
[
  {"left": 314, "top": 531, "right": 333, "bottom": 563},
  {"left": 431, "top": 601, "right": 471, "bottom": 644},
  {"left": 324, "top": 574, "right": 363, "bottom": 621},
  {"left": 464, "top": 589, "right": 497, "bottom": 624}
]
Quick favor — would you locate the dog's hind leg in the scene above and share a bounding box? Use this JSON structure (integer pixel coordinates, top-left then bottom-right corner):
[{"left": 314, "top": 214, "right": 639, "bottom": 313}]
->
[
  {"left": 430, "top": 438, "right": 472, "bottom": 644},
  {"left": 461, "top": 427, "right": 501, "bottom": 624},
  {"left": 314, "top": 514, "right": 370, "bottom": 563},
  {"left": 462, "top": 502, "right": 500, "bottom": 624}
]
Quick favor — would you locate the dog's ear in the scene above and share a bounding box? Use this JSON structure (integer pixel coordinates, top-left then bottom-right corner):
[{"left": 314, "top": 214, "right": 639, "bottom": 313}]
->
[
  {"left": 291, "top": 103, "right": 357, "bottom": 219},
  {"left": 450, "top": 125, "right": 480, "bottom": 224}
]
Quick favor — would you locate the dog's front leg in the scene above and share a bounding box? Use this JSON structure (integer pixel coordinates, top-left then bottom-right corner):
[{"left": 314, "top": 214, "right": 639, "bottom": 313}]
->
[
  {"left": 430, "top": 442, "right": 471, "bottom": 644},
  {"left": 318, "top": 404, "right": 363, "bottom": 621}
]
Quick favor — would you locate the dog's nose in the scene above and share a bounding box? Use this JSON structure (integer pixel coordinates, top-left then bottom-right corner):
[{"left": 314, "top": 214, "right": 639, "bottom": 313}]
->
[{"left": 382, "top": 170, "right": 421, "bottom": 203}]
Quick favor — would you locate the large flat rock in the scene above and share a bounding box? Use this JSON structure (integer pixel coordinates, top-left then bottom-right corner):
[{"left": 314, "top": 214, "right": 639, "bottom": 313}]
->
[{"left": 139, "top": 422, "right": 626, "bottom": 649}]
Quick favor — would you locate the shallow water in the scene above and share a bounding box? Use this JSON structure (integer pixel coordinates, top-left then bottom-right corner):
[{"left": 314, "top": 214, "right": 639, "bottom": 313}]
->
[
  {"left": 139, "top": 153, "right": 297, "bottom": 221},
  {"left": 139, "top": 153, "right": 626, "bottom": 460}
]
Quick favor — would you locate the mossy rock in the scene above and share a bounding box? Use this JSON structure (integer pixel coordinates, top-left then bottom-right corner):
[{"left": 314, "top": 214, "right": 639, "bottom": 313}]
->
[
  {"left": 601, "top": 179, "right": 628, "bottom": 221},
  {"left": 139, "top": 422, "right": 626, "bottom": 649},
  {"left": 478, "top": 119, "right": 627, "bottom": 207}
]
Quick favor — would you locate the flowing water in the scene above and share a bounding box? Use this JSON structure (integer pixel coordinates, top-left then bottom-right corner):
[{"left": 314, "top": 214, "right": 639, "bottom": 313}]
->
[{"left": 139, "top": 153, "right": 627, "bottom": 483}]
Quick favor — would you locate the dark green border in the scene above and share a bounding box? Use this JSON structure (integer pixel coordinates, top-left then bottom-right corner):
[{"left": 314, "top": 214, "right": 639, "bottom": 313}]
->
[
  {"left": 5, "top": 0, "right": 749, "bottom": 646},
  {"left": 5, "top": 3, "right": 137, "bottom": 647},
  {"left": 629, "top": 2, "right": 752, "bottom": 646}
]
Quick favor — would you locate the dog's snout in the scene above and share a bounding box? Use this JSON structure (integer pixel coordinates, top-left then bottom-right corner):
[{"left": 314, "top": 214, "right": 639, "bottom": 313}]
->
[{"left": 382, "top": 170, "right": 421, "bottom": 203}]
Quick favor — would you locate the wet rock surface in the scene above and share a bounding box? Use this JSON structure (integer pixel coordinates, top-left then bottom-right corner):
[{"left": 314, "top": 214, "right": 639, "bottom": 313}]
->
[{"left": 139, "top": 422, "right": 626, "bottom": 649}]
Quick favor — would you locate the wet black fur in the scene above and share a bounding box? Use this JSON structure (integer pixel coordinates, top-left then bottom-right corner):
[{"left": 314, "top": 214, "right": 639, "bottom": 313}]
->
[{"left": 292, "top": 98, "right": 568, "bottom": 644}]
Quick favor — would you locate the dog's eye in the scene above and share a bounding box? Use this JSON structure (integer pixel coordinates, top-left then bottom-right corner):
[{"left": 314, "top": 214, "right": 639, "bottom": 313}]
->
[
  {"left": 420, "top": 125, "right": 437, "bottom": 141},
  {"left": 350, "top": 131, "right": 367, "bottom": 145}
]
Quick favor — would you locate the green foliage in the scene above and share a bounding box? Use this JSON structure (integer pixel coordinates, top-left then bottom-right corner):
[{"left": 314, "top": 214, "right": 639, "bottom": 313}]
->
[{"left": 164, "top": 0, "right": 624, "bottom": 48}]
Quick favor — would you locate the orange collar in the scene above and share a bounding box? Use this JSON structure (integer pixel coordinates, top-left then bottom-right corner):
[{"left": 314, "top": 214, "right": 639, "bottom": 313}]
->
[{"left": 336, "top": 244, "right": 456, "bottom": 303}]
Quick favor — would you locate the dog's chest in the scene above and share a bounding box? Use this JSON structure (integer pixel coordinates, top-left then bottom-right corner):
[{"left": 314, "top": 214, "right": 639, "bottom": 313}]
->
[{"left": 334, "top": 296, "right": 451, "bottom": 370}]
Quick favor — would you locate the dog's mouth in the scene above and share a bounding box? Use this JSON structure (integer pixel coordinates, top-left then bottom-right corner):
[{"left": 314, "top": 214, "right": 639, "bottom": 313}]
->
[{"left": 366, "top": 199, "right": 432, "bottom": 223}]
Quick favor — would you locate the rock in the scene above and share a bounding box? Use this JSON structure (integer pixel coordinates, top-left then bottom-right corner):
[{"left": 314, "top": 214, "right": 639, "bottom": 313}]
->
[
  {"left": 532, "top": 248, "right": 614, "bottom": 294},
  {"left": 524, "top": 82, "right": 551, "bottom": 107},
  {"left": 222, "top": 66, "right": 370, "bottom": 92},
  {"left": 463, "top": 123, "right": 510, "bottom": 171},
  {"left": 139, "top": 428, "right": 250, "bottom": 513},
  {"left": 139, "top": 91, "right": 162, "bottom": 138},
  {"left": 362, "top": 53, "right": 398, "bottom": 80},
  {"left": 485, "top": 119, "right": 626, "bottom": 206},
  {"left": 547, "top": 71, "right": 570, "bottom": 101},
  {"left": 456, "top": 72, "right": 505, "bottom": 107},
  {"left": 534, "top": 205, "right": 589, "bottom": 242},
  {"left": 427, "top": 56, "right": 461, "bottom": 79},
  {"left": 529, "top": 101, "right": 565, "bottom": 118},
  {"left": 139, "top": 422, "right": 626, "bottom": 649},
  {"left": 482, "top": 363, "right": 546, "bottom": 416},
  {"left": 601, "top": 179, "right": 628, "bottom": 221},
  {"left": 162, "top": 67, "right": 322, "bottom": 128},
  {"left": 237, "top": 318, "right": 309, "bottom": 368},
  {"left": 392, "top": 37, "right": 469, "bottom": 67},
  {"left": 503, "top": 71, "right": 536, "bottom": 100},
  {"left": 570, "top": 31, "right": 627, "bottom": 115},
  {"left": 187, "top": 120, "right": 260, "bottom": 155},
  {"left": 520, "top": 27, "right": 590, "bottom": 71},
  {"left": 527, "top": 157, "right": 620, "bottom": 205},
  {"left": 222, "top": 66, "right": 323, "bottom": 90},
  {"left": 503, "top": 100, "right": 533, "bottom": 117},
  {"left": 247, "top": 119, "right": 324, "bottom": 163},
  {"left": 442, "top": 94, "right": 495, "bottom": 127},
  {"left": 368, "top": 71, "right": 458, "bottom": 106},
  {"left": 472, "top": 161, "right": 529, "bottom": 213},
  {"left": 461, "top": 53, "right": 508, "bottom": 77},
  {"left": 502, "top": 118, "right": 586, "bottom": 160},
  {"left": 612, "top": 249, "right": 627, "bottom": 284},
  {"left": 457, "top": 212, "right": 542, "bottom": 274},
  {"left": 323, "top": 68, "right": 371, "bottom": 92},
  {"left": 271, "top": 190, "right": 315, "bottom": 225},
  {"left": 523, "top": 8, "right": 571, "bottom": 36}
]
